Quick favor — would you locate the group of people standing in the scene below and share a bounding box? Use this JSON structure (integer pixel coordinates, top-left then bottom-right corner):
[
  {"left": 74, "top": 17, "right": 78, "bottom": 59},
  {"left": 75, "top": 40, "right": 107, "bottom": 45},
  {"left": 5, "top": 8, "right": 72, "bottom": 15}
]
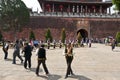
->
[
  {"left": 104, "top": 37, "right": 117, "bottom": 51},
  {"left": 2, "top": 39, "right": 75, "bottom": 79}
]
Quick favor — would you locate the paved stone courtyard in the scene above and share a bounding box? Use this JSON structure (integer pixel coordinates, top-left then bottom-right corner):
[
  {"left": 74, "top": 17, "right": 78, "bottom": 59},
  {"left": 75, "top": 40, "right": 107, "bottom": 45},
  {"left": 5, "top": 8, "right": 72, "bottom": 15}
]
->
[{"left": 0, "top": 43, "right": 120, "bottom": 80}]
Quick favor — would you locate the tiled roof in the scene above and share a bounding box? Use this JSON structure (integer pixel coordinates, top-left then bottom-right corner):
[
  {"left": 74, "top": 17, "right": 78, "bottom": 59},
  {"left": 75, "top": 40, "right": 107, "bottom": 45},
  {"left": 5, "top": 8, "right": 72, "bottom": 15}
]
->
[{"left": 45, "top": 0, "right": 102, "bottom": 2}]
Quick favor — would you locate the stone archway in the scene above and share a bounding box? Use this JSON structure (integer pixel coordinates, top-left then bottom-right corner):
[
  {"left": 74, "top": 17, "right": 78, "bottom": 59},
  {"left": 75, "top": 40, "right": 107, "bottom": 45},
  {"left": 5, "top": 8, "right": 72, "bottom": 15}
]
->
[{"left": 77, "top": 29, "right": 88, "bottom": 41}]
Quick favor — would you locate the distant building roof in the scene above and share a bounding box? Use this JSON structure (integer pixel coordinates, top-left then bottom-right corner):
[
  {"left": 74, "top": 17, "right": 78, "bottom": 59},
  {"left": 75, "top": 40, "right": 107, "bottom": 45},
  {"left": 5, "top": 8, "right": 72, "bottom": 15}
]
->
[
  {"left": 45, "top": 0, "right": 102, "bottom": 2},
  {"left": 40, "top": 0, "right": 112, "bottom": 4},
  {"left": 38, "top": 0, "right": 112, "bottom": 7}
]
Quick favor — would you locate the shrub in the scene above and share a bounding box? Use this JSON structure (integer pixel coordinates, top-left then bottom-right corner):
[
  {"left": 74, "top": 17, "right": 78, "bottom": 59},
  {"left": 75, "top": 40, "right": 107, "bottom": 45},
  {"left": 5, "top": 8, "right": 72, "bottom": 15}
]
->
[
  {"left": 77, "top": 32, "right": 82, "bottom": 43},
  {"left": 45, "top": 28, "right": 53, "bottom": 42},
  {"left": 29, "top": 31, "right": 36, "bottom": 40},
  {"left": 61, "top": 28, "right": 66, "bottom": 43},
  {"left": 116, "top": 32, "right": 120, "bottom": 43}
]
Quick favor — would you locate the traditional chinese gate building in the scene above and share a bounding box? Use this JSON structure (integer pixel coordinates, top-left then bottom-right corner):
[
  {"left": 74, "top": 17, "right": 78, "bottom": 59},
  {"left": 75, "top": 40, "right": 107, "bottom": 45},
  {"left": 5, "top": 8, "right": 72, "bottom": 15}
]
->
[{"left": 2, "top": 0, "right": 120, "bottom": 41}]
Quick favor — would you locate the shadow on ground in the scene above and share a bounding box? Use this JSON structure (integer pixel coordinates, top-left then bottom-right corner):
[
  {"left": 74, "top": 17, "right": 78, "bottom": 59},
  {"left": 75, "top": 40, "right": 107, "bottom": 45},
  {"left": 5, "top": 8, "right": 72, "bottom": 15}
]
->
[
  {"left": 36, "top": 74, "right": 91, "bottom": 80},
  {"left": 68, "top": 75, "right": 92, "bottom": 80},
  {"left": 37, "top": 74, "right": 61, "bottom": 80},
  {"left": 113, "top": 50, "right": 120, "bottom": 52},
  {"left": 30, "top": 67, "right": 43, "bottom": 73},
  {"left": 5, "top": 58, "right": 13, "bottom": 61},
  {"left": 47, "top": 74, "right": 61, "bottom": 80},
  {"left": 15, "top": 63, "right": 24, "bottom": 66}
]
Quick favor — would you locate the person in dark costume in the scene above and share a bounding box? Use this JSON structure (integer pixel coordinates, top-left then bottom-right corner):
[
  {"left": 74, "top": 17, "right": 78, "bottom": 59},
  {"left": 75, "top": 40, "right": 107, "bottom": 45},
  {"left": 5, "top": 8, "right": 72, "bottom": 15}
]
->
[
  {"left": 22, "top": 42, "right": 32, "bottom": 69},
  {"left": 36, "top": 44, "right": 49, "bottom": 76}
]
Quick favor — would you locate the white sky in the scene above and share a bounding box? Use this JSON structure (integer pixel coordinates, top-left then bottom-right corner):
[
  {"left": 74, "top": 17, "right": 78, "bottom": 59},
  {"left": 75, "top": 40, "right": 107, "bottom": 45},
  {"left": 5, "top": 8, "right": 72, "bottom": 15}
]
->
[
  {"left": 21, "top": 0, "right": 42, "bottom": 12},
  {"left": 22, "top": 0, "right": 115, "bottom": 13}
]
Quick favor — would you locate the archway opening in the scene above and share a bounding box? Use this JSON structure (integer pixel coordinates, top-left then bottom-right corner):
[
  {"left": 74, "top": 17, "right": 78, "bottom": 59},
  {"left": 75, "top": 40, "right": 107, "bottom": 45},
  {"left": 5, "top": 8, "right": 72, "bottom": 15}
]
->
[{"left": 77, "top": 29, "right": 88, "bottom": 42}]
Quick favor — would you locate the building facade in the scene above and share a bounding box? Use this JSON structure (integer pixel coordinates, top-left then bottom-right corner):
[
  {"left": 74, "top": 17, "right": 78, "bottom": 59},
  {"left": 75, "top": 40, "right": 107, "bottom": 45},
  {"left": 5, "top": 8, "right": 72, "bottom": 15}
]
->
[{"left": 2, "top": 0, "right": 120, "bottom": 41}]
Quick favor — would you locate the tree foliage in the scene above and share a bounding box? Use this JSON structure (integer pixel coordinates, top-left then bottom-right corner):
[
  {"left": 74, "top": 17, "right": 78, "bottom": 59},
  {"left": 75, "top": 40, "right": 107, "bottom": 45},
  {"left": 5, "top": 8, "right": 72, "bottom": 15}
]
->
[
  {"left": 61, "top": 28, "right": 66, "bottom": 43},
  {"left": 112, "top": 0, "right": 120, "bottom": 12},
  {"left": 45, "top": 28, "right": 53, "bottom": 42},
  {"left": 77, "top": 32, "right": 82, "bottom": 43},
  {"left": 29, "top": 31, "right": 36, "bottom": 40},
  {"left": 116, "top": 32, "right": 120, "bottom": 43},
  {"left": 0, "top": 31, "right": 3, "bottom": 41},
  {"left": 0, "top": 0, "right": 30, "bottom": 32}
]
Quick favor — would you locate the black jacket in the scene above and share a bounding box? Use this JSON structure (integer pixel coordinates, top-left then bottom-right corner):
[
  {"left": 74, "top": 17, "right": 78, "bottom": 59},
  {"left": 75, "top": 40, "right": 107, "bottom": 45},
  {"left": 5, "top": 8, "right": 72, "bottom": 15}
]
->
[
  {"left": 38, "top": 48, "right": 46, "bottom": 59},
  {"left": 23, "top": 45, "right": 32, "bottom": 57}
]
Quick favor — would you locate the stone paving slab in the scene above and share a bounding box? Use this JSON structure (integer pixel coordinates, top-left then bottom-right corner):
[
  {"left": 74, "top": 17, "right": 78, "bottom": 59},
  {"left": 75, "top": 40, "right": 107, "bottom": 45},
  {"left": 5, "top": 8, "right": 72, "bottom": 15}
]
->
[{"left": 0, "top": 43, "right": 120, "bottom": 80}]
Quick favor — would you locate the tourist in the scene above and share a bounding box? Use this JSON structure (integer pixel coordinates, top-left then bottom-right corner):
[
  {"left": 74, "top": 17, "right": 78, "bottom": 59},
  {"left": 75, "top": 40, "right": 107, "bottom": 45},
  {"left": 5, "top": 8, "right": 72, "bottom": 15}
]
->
[
  {"left": 59, "top": 40, "right": 62, "bottom": 48},
  {"left": 88, "top": 39, "right": 92, "bottom": 48},
  {"left": 3, "top": 41, "right": 9, "bottom": 60},
  {"left": 22, "top": 42, "right": 32, "bottom": 69},
  {"left": 53, "top": 39, "right": 56, "bottom": 49},
  {"left": 65, "top": 43, "right": 74, "bottom": 79},
  {"left": 111, "top": 39, "right": 116, "bottom": 51},
  {"left": 75, "top": 39, "right": 78, "bottom": 47},
  {"left": 86, "top": 38, "right": 89, "bottom": 45},
  {"left": 36, "top": 44, "right": 49, "bottom": 76},
  {"left": 47, "top": 39, "right": 50, "bottom": 49},
  {"left": 80, "top": 39, "right": 84, "bottom": 47},
  {"left": 12, "top": 40, "right": 23, "bottom": 64},
  {"left": 33, "top": 40, "right": 39, "bottom": 48}
]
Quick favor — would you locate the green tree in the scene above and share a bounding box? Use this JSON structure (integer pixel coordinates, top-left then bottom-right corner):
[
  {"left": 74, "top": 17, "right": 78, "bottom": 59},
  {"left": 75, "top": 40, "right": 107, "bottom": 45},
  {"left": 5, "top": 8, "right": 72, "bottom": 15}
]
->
[
  {"left": 116, "top": 32, "right": 120, "bottom": 43},
  {"left": 77, "top": 32, "right": 82, "bottom": 44},
  {"left": 0, "top": 0, "right": 30, "bottom": 39},
  {"left": 112, "top": 0, "right": 120, "bottom": 12},
  {"left": 45, "top": 28, "right": 53, "bottom": 42},
  {"left": 29, "top": 31, "right": 36, "bottom": 40},
  {"left": 61, "top": 28, "right": 66, "bottom": 43}
]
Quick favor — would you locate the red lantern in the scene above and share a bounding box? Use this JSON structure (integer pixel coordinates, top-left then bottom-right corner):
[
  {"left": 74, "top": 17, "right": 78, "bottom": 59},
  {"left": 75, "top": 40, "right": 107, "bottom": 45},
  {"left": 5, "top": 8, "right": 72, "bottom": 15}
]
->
[
  {"left": 46, "top": 4, "right": 51, "bottom": 12},
  {"left": 59, "top": 5, "right": 63, "bottom": 11}
]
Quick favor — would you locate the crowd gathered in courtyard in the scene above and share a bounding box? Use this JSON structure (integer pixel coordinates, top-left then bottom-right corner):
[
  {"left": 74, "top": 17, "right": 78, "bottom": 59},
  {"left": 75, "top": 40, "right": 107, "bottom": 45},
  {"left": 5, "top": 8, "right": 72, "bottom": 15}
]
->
[{"left": 1, "top": 36, "right": 118, "bottom": 79}]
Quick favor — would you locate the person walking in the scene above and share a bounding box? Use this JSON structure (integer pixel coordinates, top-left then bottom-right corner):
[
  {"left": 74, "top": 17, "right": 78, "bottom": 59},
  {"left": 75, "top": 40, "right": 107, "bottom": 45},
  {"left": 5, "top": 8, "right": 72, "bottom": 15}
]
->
[
  {"left": 3, "top": 41, "right": 9, "bottom": 60},
  {"left": 22, "top": 42, "right": 32, "bottom": 69},
  {"left": 12, "top": 40, "right": 23, "bottom": 64},
  {"left": 36, "top": 44, "right": 49, "bottom": 76},
  {"left": 65, "top": 43, "right": 74, "bottom": 79},
  {"left": 111, "top": 39, "right": 116, "bottom": 51}
]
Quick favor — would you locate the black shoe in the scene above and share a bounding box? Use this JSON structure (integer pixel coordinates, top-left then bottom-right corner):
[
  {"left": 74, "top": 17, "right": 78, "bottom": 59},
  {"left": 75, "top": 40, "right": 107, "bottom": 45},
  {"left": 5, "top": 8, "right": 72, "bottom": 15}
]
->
[
  {"left": 71, "top": 73, "right": 75, "bottom": 76},
  {"left": 36, "top": 73, "right": 39, "bottom": 76},
  {"left": 4, "top": 58, "right": 7, "bottom": 60},
  {"left": 12, "top": 62, "right": 16, "bottom": 64},
  {"left": 21, "top": 60, "right": 23, "bottom": 63},
  {"left": 24, "top": 67, "right": 27, "bottom": 69},
  {"left": 64, "top": 76, "right": 68, "bottom": 79},
  {"left": 68, "top": 73, "right": 70, "bottom": 75}
]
